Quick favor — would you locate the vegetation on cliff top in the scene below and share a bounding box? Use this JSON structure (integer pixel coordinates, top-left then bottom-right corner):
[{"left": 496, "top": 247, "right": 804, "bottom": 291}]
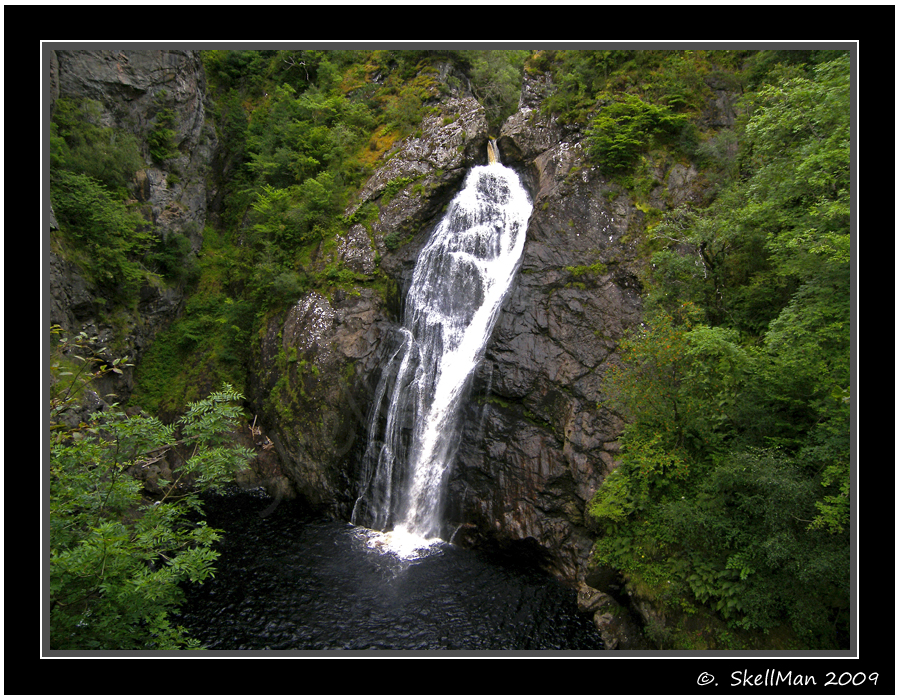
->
[{"left": 129, "top": 49, "right": 528, "bottom": 415}]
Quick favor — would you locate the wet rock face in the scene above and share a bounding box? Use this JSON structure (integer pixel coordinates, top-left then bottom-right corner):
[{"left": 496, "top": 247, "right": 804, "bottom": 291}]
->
[
  {"left": 268, "top": 67, "right": 649, "bottom": 582},
  {"left": 347, "top": 94, "right": 491, "bottom": 299},
  {"left": 245, "top": 83, "right": 492, "bottom": 518}
]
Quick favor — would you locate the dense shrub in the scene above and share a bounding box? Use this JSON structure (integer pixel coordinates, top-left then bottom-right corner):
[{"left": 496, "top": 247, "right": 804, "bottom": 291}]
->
[
  {"left": 50, "top": 97, "right": 144, "bottom": 194},
  {"left": 585, "top": 93, "right": 689, "bottom": 174},
  {"left": 49, "top": 328, "right": 252, "bottom": 649},
  {"left": 50, "top": 171, "right": 154, "bottom": 298}
]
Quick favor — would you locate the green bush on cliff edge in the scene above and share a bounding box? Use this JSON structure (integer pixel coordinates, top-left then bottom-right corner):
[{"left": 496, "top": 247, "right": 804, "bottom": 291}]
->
[{"left": 585, "top": 93, "right": 689, "bottom": 175}]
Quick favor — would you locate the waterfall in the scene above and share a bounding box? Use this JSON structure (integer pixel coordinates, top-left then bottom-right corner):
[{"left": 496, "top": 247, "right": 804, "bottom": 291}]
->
[
  {"left": 487, "top": 139, "right": 499, "bottom": 164},
  {"left": 352, "top": 149, "right": 532, "bottom": 551}
]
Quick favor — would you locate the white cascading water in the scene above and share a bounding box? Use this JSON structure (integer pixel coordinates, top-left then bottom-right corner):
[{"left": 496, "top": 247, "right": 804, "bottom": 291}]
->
[{"left": 352, "top": 142, "right": 532, "bottom": 557}]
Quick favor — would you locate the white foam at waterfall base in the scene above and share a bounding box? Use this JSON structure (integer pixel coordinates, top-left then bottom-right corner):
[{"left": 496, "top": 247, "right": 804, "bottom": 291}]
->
[{"left": 354, "top": 525, "right": 444, "bottom": 561}]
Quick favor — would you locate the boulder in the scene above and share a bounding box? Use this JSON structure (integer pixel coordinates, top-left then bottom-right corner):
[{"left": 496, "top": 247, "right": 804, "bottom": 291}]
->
[{"left": 248, "top": 288, "right": 394, "bottom": 517}]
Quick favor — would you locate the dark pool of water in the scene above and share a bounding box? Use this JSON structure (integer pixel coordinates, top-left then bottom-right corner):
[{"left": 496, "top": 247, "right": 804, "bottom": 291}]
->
[{"left": 176, "top": 490, "right": 606, "bottom": 652}]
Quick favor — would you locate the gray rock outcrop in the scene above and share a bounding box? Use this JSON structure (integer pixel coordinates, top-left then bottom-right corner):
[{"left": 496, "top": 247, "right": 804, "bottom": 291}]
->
[{"left": 248, "top": 287, "right": 394, "bottom": 515}]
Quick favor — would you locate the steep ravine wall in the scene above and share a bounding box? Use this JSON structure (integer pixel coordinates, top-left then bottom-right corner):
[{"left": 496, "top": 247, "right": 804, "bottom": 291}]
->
[
  {"left": 47, "top": 49, "right": 216, "bottom": 401},
  {"left": 247, "top": 85, "right": 494, "bottom": 516},
  {"left": 301, "top": 67, "right": 718, "bottom": 649},
  {"left": 48, "top": 55, "right": 730, "bottom": 648}
]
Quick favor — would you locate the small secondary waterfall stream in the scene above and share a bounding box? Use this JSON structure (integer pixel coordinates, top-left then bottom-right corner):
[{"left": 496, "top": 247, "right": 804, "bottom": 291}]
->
[{"left": 352, "top": 145, "right": 532, "bottom": 550}]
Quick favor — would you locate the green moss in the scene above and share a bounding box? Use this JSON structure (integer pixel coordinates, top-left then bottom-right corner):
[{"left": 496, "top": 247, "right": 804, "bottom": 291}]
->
[
  {"left": 566, "top": 261, "right": 608, "bottom": 277},
  {"left": 383, "top": 231, "right": 414, "bottom": 251},
  {"left": 381, "top": 175, "right": 419, "bottom": 204}
]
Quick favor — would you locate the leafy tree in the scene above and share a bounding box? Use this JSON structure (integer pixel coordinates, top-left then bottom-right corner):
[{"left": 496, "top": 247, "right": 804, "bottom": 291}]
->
[
  {"left": 660, "top": 449, "right": 850, "bottom": 647},
  {"left": 248, "top": 171, "right": 342, "bottom": 252},
  {"left": 603, "top": 303, "right": 751, "bottom": 459},
  {"left": 145, "top": 230, "right": 199, "bottom": 286},
  {"left": 538, "top": 50, "right": 635, "bottom": 121},
  {"left": 462, "top": 50, "right": 530, "bottom": 132},
  {"left": 590, "top": 54, "right": 851, "bottom": 648},
  {"left": 49, "top": 327, "right": 253, "bottom": 649},
  {"left": 147, "top": 107, "right": 180, "bottom": 163},
  {"left": 592, "top": 304, "right": 850, "bottom": 647},
  {"left": 739, "top": 57, "right": 850, "bottom": 278}
]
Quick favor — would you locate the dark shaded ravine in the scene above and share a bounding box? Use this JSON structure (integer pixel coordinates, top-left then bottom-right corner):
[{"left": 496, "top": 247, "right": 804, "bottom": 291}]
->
[{"left": 176, "top": 490, "right": 605, "bottom": 651}]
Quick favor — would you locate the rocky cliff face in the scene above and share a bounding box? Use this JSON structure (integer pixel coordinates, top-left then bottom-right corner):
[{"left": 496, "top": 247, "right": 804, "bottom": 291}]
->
[
  {"left": 50, "top": 49, "right": 215, "bottom": 251},
  {"left": 46, "top": 53, "right": 725, "bottom": 600},
  {"left": 247, "top": 287, "right": 392, "bottom": 514},
  {"left": 47, "top": 49, "right": 216, "bottom": 399}
]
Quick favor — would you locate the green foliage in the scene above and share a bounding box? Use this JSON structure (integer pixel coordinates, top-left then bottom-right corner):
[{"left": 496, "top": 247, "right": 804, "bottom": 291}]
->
[
  {"left": 460, "top": 50, "right": 530, "bottom": 132},
  {"left": 591, "top": 56, "right": 851, "bottom": 649},
  {"left": 594, "top": 303, "right": 850, "bottom": 645},
  {"left": 148, "top": 107, "right": 180, "bottom": 163},
  {"left": 538, "top": 50, "right": 741, "bottom": 127},
  {"left": 49, "top": 328, "right": 252, "bottom": 649},
  {"left": 742, "top": 56, "right": 851, "bottom": 282},
  {"left": 249, "top": 175, "right": 341, "bottom": 251},
  {"left": 383, "top": 231, "right": 407, "bottom": 251},
  {"left": 604, "top": 303, "right": 750, "bottom": 454},
  {"left": 384, "top": 86, "right": 430, "bottom": 134},
  {"left": 145, "top": 230, "right": 199, "bottom": 286},
  {"left": 566, "top": 260, "right": 608, "bottom": 277},
  {"left": 50, "top": 97, "right": 198, "bottom": 301},
  {"left": 661, "top": 450, "right": 850, "bottom": 645},
  {"left": 50, "top": 98, "right": 144, "bottom": 194},
  {"left": 129, "top": 222, "right": 256, "bottom": 417},
  {"left": 50, "top": 171, "right": 155, "bottom": 299},
  {"left": 130, "top": 290, "right": 251, "bottom": 417},
  {"left": 585, "top": 93, "right": 690, "bottom": 175},
  {"left": 381, "top": 175, "right": 418, "bottom": 204},
  {"left": 645, "top": 54, "right": 850, "bottom": 337},
  {"left": 539, "top": 50, "right": 636, "bottom": 121},
  {"left": 586, "top": 467, "right": 635, "bottom": 526},
  {"left": 244, "top": 82, "right": 375, "bottom": 190}
]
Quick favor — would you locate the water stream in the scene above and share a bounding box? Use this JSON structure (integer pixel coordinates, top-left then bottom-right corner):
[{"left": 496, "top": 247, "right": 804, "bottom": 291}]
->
[{"left": 352, "top": 152, "right": 532, "bottom": 546}]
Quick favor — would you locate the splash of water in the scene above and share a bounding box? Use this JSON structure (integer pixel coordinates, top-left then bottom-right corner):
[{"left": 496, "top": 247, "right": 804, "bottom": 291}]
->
[{"left": 352, "top": 154, "right": 532, "bottom": 553}]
